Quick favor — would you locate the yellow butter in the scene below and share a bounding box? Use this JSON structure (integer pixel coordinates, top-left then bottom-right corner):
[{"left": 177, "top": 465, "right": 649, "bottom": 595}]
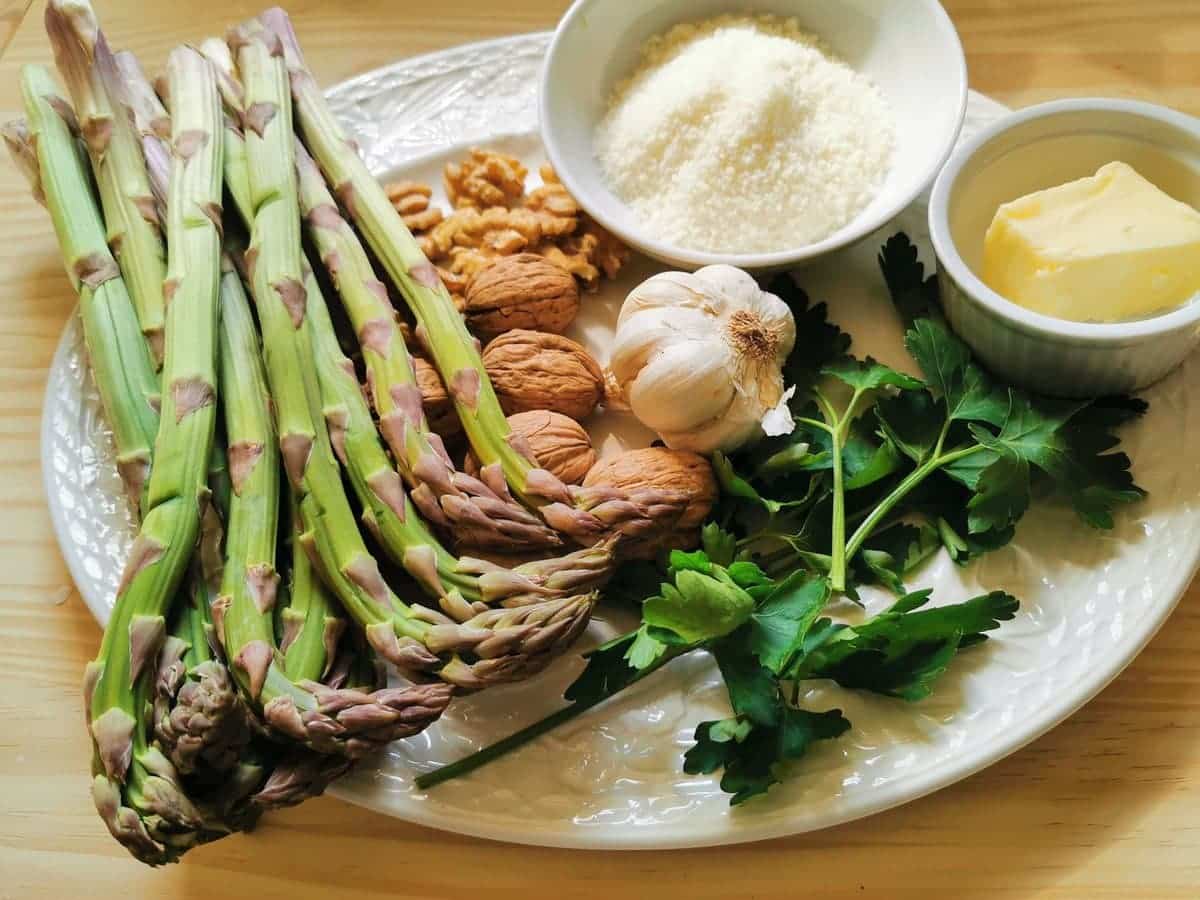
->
[{"left": 983, "top": 161, "right": 1200, "bottom": 322}]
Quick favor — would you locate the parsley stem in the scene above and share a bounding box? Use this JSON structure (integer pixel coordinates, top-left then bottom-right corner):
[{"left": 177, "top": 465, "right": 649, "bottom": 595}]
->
[
  {"left": 820, "top": 387, "right": 864, "bottom": 594},
  {"left": 414, "top": 649, "right": 688, "bottom": 791},
  {"left": 794, "top": 416, "right": 833, "bottom": 434},
  {"left": 843, "top": 444, "right": 985, "bottom": 564},
  {"left": 829, "top": 430, "right": 847, "bottom": 591}
]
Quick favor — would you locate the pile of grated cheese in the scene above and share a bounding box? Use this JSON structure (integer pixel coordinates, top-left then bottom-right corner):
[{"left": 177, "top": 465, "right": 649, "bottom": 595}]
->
[{"left": 594, "top": 15, "right": 895, "bottom": 254}]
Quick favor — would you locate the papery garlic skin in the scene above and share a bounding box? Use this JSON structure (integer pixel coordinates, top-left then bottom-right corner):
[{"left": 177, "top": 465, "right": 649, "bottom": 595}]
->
[{"left": 610, "top": 266, "right": 797, "bottom": 453}]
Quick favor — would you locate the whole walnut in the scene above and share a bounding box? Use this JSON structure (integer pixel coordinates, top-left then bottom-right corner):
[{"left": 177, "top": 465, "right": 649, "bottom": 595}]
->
[
  {"left": 466, "top": 410, "right": 596, "bottom": 486},
  {"left": 464, "top": 253, "right": 580, "bottom": 337},
  {"left": 482, "top": 330, "right": 604, "bottom": 421},
  {"left": 583, "top": 447, "right": 718, "bottom": 558},
  {"left": 412, "top": 356, "right": 461, "bottom": 438}
]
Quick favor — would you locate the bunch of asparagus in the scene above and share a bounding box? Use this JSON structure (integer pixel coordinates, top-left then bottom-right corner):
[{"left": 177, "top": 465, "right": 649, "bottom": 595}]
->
[{"left": 10, "top": 1, "right": 692, "bottom": 865}]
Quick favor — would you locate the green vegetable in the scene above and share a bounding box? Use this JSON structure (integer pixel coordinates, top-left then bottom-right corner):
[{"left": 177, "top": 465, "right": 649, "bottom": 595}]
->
[
  {"left": 734, "top": 233, "right": 1146, "bottom": 592},
  {"left": 47, "top": 0, "right": 168, "bottom": 366},
  {"left": 684, "top": 707, "right": 850, "bottom": 805},
  {"left": 642, "top": 568, "right": 754, "bottom": 644},
  {"left": 417, "top": 546, "right": 1014, "bottom": 804},
  {"left": 35, "top": 44, "right": 226, "bottom": 865},
  {"left": 790, "top": 590, "right": 1019, "bottom": 700},
  {"left": 746, "top": 571, "right": 829, "bottom": 675}
]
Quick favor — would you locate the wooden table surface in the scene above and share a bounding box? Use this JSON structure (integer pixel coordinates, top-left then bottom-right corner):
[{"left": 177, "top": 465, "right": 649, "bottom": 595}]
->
[{"left": 2, "top": 1, "right": 1198, "bottom": 897}]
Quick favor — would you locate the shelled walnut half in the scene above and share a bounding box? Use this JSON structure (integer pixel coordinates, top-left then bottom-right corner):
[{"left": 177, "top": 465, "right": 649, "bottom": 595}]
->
[{"left": 384, "top": 149, "right": 630, "bottom": 297}]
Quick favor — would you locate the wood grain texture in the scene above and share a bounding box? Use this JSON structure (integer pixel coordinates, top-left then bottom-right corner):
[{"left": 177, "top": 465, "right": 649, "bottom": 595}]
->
[{"left": 1, "top": 1, "right": 1198, "bottom": 897}]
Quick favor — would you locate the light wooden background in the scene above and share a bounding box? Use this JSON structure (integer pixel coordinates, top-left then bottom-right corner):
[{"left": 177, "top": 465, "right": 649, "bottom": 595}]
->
[{"left": 1, "top": 2, "right": 1198, "bottom": 898}]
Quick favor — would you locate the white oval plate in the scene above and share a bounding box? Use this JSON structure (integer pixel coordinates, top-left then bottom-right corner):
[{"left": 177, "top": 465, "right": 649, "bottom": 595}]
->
[{"left": 45, "top": 33, "right": 1200, "bottom": 850}]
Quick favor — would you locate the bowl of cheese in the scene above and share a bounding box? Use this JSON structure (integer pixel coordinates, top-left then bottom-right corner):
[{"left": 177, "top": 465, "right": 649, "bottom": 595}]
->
[
  {"left": 929, "top": 98, "right": 1200, "bottom": 397},
  {"left": 540, "top": 0, "right": 967, "bottom": 270}
]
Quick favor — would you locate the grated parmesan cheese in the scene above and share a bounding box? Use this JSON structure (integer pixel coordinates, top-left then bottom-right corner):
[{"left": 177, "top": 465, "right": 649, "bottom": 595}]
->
[{"left": 594, "top": 15, "right": 895, "bottom": 254}]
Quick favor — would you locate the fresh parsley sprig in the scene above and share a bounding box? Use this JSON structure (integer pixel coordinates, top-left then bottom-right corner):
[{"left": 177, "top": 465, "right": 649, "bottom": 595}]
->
[
  {"left": 416, "top": 539, "right": 1018, "bottom": 804},
  {"left": 724, "top": 235, "right": 1146, "bottom": 594}
]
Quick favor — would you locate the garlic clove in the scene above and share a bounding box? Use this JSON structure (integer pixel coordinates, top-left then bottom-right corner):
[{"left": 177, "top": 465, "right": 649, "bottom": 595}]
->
[
  {"left": 609, "top": 306, "right": 712, "bottom": 384},
  {"left": 662, "top": 394, "right": 761, "bottom": 454},
  {"left": 617, "top": 271, "right": 720, "bottom": 326},
  {"left": 628, "top": 340, "right": 734, "bottom": 435},
  {"left": 693, "top": 265, "right": 761, "bottom": 311}
]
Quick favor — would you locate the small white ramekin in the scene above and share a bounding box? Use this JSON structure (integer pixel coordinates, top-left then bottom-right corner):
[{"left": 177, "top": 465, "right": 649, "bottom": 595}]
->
[
  {"left": 541, "top": 0, "right": 967, "bottom": 271},
  {"left": 929, "top": 98, "right": 1200, "bottom": 398}
]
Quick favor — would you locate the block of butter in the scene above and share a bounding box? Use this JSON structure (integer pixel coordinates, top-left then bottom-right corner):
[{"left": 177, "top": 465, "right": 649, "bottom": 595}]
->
[{"left": 983, "top": 161, "right": 1200, "bottom": 322}]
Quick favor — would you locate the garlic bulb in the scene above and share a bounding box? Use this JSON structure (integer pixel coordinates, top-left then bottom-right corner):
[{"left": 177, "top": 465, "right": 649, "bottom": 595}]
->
[{"left": 609, "top": 266, "right": 797, "bottom": 454}]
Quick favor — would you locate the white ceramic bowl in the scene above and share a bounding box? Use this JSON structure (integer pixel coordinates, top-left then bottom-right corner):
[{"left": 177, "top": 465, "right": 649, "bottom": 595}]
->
[
  {"left": 540, "top": 0, "right": 967, "bottom": 271},
  {"left": 929, "top": 98, "right": 1200, "bottom": 398}
]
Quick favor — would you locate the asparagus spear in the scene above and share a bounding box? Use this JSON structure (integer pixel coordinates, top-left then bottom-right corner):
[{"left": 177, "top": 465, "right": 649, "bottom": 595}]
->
[
  {"left": 5, "top": 105, "right": 158, "bottom": 510},
  {"left": 220, "top": 247, "right": 452, "bottom": 753},
  {"left": 262, "top": 8, "right": 690, "bottom": 552},
  {"left": 21, "top": 51, "right": 224, "bottom": 864},
  {"left": 97, "top": 42, "right": 225, "bottom": 863},
  {"left": 50, "top": 11, "right": 256, "bottom": 784},
  {"left": 228, "top": 18, "right": 594, "bottom": 689},
  {"left": 298, "top": 169, "right": 614, "bottom": 618},
  {"left": 201, "top": 40, "right": 611, "bottom": 608},
  {"left": 126, "top": 45, "right": 456, "bottom": 752},
  {"left": 110, "top": 49, "right": 172, "bottom": 213},
  {"left": 201, "top": 38, "right": 561, "bottom": 563},
  {"left": 45, "top": 0, "right": 167, "bottom": 367},
  {"left": 293, "top": 136, "right": 616, "bottom": 606},
  {"left": 13, "top": 65, "right": 263, "bottom": 866}
]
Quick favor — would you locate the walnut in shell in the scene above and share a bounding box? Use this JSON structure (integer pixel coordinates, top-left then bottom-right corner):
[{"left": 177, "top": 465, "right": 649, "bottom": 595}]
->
[
  {"left": 412, "top": 355, "right": 461, "bottom": 438},
  {"left": 482, "top": 329, "right": 604, "bottom": 421},
  {"left": 583, "top": 447, "right": 718, "bottom": 558},
  {"left": 465, "top": 253, "right": 580, "bottom": 337},
  {"left": 466, "top": 410, "right": 596, "bottom": 486}
]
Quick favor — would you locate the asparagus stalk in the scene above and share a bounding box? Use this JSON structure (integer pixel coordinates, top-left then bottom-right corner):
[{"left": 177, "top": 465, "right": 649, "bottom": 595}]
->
[
  {"left": 93, "top": 43, "right": 225, "bottom": 864},
  {"left": 294, "top": 141, "right": 562, "bottom": 556},
  {"left": 194, "top": 39, "right": 254, "bottom": 226},
  {"left": 262, "top": 8, "right": 690, "bottom": 552},
  {"left": 23, "top": 50, "right": 224, "bottom": 864},
  {"left": 217, "top": 250, "right": 442, "bottom": 756},
  {"left": 293, "top": 136, "right": 616, "bottom": 607},
  {"left": 228, "top": 18, "right": 594, "bottom": 690},
  {"left": 55, "top": 0, "right": 242, "bottom": 722},
  {"left": 14, "top": 62, "right": 263, "bottom": 864},
  {"left": 201, "top": 39, "right": 557, "bottom": 559},
  {"left": 203, "top": 35, "right": 609, "bottom": 614},
  {"left": 6, "top": 100, "right": 158, "bottom": 510},
  {"left": 45, "top": 0, "right": 167, "bottom": 366},
  {"left": 110, "top": 49, "right": 171, "bottom": 213},
  {"left": 204, "top": 31, "right": 612, "bottom": 607},
  {"left": 230, "top": 18, "right": 430, "bottom": 668},
  {"left": 128, "top": 46, "right": 455, "bottom": 752},
  {"left": 279, "top": 495, "right": 344, "bottom": 682},
  {"left": 83, "top": 31, "right": 260, "bottom": 783},
  {"left": 298, "top": 195, "right": 613, "bottom": 617}
]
